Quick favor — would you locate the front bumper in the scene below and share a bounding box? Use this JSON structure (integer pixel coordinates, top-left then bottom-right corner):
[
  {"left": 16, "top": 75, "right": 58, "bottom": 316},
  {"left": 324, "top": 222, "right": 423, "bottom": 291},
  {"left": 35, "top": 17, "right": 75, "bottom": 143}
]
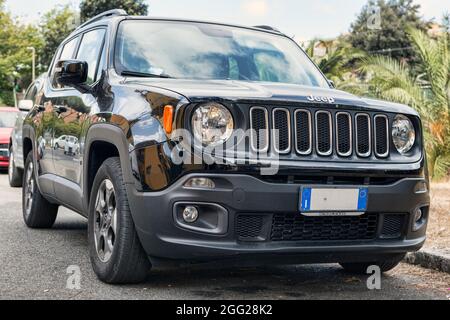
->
[{"left": 127, "top": 174, "right": 430, "bottom": 263}]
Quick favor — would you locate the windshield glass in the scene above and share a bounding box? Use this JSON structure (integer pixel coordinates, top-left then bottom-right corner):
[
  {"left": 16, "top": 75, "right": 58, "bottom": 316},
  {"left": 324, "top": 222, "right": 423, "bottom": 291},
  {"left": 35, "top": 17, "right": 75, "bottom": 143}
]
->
[
  {"left": 115, "top": 20, "right": 329, "bottom": 88},
  {"left": 0, "top": 111, "right": 17, "bottom": 128}
]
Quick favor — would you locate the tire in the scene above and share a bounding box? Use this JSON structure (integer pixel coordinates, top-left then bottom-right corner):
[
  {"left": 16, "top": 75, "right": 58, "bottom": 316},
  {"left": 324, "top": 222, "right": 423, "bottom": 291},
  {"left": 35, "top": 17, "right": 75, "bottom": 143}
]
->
[
  {"left": 22, "top": 152, "right": 58, "bottom": 228},
  {"left": 88, "top": 157, "right": 151, "bottom": 284},
  {"left": 340, "top": 254, "right": 405, "bottom": 274},
  {"left": 8, "top": 146, "right": 23, "bottom": 187}
]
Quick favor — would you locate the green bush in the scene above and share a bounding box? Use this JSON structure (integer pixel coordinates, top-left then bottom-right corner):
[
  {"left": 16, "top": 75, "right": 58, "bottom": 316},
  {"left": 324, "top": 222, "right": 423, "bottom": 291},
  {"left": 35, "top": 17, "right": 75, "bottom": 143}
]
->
[{"left": 0, "top": 90, "right": 14, "bottom": 107}]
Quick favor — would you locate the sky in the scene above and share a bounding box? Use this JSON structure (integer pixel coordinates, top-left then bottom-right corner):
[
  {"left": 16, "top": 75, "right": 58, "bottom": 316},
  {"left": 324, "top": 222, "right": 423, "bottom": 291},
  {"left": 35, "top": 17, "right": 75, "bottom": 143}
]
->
[{"left": 4, "top": 0, "right": 450, "bottom": 41}]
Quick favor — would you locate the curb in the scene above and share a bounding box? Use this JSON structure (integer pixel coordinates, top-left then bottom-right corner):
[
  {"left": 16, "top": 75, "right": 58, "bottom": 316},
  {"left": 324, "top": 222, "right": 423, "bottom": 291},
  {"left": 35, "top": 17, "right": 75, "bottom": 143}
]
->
[{"left": 405, "top": 249, "right": 450, "bottom": 274}]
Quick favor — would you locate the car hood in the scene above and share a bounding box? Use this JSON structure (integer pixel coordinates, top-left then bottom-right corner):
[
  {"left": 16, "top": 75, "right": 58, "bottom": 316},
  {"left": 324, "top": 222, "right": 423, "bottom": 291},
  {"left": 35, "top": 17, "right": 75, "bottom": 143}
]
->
[
  {"left": 127, "top": 79, "right": 419, "bottom": 116},
  {"left": 0, "top": 128, "right": 13, "bottom": 144}
]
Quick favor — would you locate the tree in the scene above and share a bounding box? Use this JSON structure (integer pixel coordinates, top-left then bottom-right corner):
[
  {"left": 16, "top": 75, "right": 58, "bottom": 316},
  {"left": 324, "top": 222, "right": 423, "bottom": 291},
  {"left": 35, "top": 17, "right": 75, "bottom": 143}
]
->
[
  {"left": 349, "top": 0, "right": 429, "bottom": 61},
  {"left": 358, "top": 29, "right": 450, "bottom": 179},
  {"left": 40, "top": 6, "right": 78, "bottom": 69},
  {"left": 0, "top": 0, "right": 43, "bottom": 105},
  {"left": 80, "top": 0, "right": 148, "bottom": 22}
]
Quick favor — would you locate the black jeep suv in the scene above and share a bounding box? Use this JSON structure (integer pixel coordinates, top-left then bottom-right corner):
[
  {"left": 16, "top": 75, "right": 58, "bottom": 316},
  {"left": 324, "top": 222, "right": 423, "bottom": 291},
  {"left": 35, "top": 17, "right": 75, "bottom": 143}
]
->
[{"left": 22, "top": 9, "right": 430, "bottom": 283}]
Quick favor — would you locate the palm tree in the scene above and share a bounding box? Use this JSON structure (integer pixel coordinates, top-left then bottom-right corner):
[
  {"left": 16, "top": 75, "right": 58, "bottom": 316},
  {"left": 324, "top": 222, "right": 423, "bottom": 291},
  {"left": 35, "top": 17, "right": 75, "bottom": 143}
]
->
[
  {"left": 356, "top": 29, "right": 450, "bottom": 180},
  {"left": 305, "top": 39, "right": 365, "bottom": 88}
]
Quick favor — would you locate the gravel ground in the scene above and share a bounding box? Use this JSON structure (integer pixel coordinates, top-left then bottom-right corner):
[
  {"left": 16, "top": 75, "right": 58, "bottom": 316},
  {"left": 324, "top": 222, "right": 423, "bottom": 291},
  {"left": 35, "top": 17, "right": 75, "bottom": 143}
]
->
[
  {"left": 0, "top": 173, "right": 449, "bottom": 300},
  {"left": 425, "top": 183, "right": 450, "bottom": 251}
]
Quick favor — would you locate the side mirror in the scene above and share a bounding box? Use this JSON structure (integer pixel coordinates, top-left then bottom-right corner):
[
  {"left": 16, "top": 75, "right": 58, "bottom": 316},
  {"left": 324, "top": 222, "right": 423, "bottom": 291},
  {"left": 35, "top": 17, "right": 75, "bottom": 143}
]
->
[
  {"left": 328, "top": 79, "right": 336, "bottom": 88},
  {"left": 54, "top": 60, "right": 90, "bottom": 93},
  {"left": 18, "top": 99, "right": 33, "bottom": 112}
]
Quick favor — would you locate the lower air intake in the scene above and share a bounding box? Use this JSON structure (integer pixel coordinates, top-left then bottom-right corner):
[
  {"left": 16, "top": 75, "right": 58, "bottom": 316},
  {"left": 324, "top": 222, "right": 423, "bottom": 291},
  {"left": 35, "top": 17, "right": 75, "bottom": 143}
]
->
[{"left": 271, "top": 213, "right": 378, "bottom": 242}]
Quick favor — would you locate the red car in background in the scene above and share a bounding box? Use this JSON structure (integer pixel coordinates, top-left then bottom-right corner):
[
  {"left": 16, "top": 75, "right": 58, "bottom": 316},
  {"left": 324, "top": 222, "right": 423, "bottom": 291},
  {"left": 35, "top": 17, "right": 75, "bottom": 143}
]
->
[{"left": 0, "top": 107, "right": 19, "bottom": 169}]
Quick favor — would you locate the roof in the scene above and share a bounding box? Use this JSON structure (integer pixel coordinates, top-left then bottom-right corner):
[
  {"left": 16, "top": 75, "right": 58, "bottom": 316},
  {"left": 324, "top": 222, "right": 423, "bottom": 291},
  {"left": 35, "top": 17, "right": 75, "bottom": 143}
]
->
[{"left": 72, "top": 9, "right": 285, "bottom": 38}]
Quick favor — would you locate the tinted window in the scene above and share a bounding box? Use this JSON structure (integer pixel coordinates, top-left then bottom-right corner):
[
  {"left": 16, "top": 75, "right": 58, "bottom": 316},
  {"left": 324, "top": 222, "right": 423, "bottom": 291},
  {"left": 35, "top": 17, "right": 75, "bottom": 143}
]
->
[{"left": 77, "top": 29, "right": 106, "bottom": 84}]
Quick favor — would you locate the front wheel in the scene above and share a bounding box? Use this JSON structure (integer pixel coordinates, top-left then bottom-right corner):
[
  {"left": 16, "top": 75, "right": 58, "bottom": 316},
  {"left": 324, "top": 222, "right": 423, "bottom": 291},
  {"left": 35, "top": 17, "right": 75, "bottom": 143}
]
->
[
  {"left": 339, "top": 254, "right": 406, "bottom": 274},
  {"left": 88, "top": 157, "right": 151, "bottom": 284},
  {"left": 8, "top": 146, "right": 23, "bottom": 187}
]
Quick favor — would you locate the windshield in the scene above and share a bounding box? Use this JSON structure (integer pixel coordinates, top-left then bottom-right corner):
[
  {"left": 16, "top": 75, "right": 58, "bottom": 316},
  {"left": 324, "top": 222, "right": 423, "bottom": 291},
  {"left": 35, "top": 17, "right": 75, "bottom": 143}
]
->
[
  {"left": 115, "top": 20, "right": 329, "bottom": 88},
  {"left": 0, "top": 111, "right": 17, "bottom": 128}
]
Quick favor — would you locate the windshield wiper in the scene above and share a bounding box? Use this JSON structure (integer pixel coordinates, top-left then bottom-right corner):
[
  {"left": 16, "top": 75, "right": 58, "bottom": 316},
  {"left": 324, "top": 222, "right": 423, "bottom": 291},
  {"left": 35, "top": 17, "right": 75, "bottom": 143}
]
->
[{"left": 121, "top": 70, "right": 174, "bottom": 78}]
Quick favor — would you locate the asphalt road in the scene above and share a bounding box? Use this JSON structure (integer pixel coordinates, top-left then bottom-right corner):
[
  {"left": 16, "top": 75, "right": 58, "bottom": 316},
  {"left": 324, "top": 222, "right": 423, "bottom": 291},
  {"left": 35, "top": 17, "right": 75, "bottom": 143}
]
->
[{"left": 0, "top": 173, "right": 449, "bottom": 300}]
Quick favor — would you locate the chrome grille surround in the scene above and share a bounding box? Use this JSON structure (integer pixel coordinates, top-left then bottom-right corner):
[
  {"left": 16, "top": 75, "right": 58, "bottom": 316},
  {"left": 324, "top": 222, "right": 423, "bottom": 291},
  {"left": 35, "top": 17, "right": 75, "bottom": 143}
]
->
[
  {"left": 335, "top": 112, "right": 353, "bottom": 157},
  {"left": 355, "top": 113, "right": 372, "bottom": 158},
  {"left": 315, "top": 110, "right": 333, "bottom": 156},
  {"left": 272, "top": 108, "right": 291, "bottom": 154},
  {"left": 249, "top": 106, "right": 269, "bottom": 153},
  {"left": 374, "top": 114, "right": 390, "bottom": 158},
  {"left": 294, "top": 109, "right": 313, "bottom": 155},
  {"left": 248, "top": 106, "right": 396, "bottom": 160}
]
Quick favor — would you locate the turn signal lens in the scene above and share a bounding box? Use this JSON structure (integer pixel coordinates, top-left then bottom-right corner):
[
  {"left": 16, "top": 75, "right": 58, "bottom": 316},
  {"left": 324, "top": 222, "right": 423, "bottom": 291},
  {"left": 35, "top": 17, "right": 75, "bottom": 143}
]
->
[
  {"left": 163, "top": 105, "right": 174, "bottom": 134},
  {"left": 184, "top": 177, "right": 215, "bottom": 189}
]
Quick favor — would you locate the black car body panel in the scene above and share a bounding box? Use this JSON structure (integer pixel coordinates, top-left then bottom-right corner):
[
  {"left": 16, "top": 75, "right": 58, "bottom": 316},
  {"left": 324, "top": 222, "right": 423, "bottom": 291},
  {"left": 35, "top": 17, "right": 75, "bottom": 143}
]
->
[{"left": 22, "top": 15, "right": 430, "bottom": 265}]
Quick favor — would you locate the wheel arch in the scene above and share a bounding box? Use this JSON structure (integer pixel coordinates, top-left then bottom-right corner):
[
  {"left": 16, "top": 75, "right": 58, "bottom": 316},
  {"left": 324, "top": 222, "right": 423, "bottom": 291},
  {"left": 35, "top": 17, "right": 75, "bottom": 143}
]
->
[
  {"left": 83, "top": 124, "right": 134, "bottom": 211},
  {"left": 22, "top": 125, "right": 34, "bottom": 161}
]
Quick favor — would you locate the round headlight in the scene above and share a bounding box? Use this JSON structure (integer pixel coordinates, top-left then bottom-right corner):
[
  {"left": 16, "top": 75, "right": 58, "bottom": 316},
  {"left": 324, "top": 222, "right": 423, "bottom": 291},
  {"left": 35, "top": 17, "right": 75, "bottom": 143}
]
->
[
  {"left": 192, "top": 103, "right": 234, "bottom": 146},
  {"left": 392, "top": 114, "right": 415, "bottom": 154}
]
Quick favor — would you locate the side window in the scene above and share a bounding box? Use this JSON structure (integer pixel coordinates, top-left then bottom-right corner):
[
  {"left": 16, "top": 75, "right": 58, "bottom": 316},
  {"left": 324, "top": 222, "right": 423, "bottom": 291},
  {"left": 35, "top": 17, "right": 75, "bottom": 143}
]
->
[
  {"left": 60, "top": 37, "right": 79, "bottom": 60},
  {"left": 76, "top": 29, "right": 106, "bottom": 85},
  {"left": 52, "top": 37, "right": 80, "bottom": 88}
]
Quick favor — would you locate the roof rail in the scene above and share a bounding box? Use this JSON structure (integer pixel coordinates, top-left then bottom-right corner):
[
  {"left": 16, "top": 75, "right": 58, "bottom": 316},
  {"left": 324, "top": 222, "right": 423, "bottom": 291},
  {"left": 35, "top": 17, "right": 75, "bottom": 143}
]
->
[
  {"left": 76, "top": 9, "right": 128, "bottom": 31},
  {"left": 253, "top": 25, "right": 281, "bottom": 33}
]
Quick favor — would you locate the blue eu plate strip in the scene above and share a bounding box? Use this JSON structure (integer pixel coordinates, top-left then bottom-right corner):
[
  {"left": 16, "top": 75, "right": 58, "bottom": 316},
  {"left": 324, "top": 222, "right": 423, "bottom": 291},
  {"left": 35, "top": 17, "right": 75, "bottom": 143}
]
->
[
  {"left": 357, "top": 188, "right": 369, "bottom": 211},
  {"left": 301, "top": 188, "right": 312, "bottom": 211}
]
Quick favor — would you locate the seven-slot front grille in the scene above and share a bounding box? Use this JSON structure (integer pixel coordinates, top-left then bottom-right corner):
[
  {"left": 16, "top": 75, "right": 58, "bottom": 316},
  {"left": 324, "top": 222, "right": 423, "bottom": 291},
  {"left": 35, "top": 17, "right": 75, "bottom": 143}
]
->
[{"left": 249, "top": 106, "right": 391, "bottom": 159}]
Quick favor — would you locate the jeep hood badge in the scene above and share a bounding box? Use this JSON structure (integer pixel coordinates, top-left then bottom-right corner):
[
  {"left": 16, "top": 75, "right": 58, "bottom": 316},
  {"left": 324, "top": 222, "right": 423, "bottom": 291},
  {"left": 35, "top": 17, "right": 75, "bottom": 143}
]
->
[{"left": 307, "top": 95, "right": 335, "bottom": 104}]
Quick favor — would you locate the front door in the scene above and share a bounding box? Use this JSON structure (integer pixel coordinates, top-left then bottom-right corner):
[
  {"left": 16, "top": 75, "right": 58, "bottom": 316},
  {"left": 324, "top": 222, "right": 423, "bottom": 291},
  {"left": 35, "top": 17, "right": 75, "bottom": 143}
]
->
[{"left": 52, "top": 27, "right": 106, "bottom": 184}]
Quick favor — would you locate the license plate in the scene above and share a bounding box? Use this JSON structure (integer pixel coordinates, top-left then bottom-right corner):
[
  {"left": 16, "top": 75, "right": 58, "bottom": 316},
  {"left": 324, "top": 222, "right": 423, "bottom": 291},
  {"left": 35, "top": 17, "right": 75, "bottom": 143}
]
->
[{"left": 300, "top": 187, "right": 368, "bottom": 215}]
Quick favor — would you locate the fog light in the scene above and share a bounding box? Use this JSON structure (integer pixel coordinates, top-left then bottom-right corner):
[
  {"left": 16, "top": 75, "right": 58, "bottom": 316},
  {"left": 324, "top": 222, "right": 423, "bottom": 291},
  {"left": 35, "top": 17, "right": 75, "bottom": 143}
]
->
[
  {"left": 183, "top": 206, "right": 199, "bottom": 223},
  {"left": 184, "top": 178, "right": 215, "bottom": 189},
  {"left": 413, "top": 208, "right": 424, "bottom": 231}
]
